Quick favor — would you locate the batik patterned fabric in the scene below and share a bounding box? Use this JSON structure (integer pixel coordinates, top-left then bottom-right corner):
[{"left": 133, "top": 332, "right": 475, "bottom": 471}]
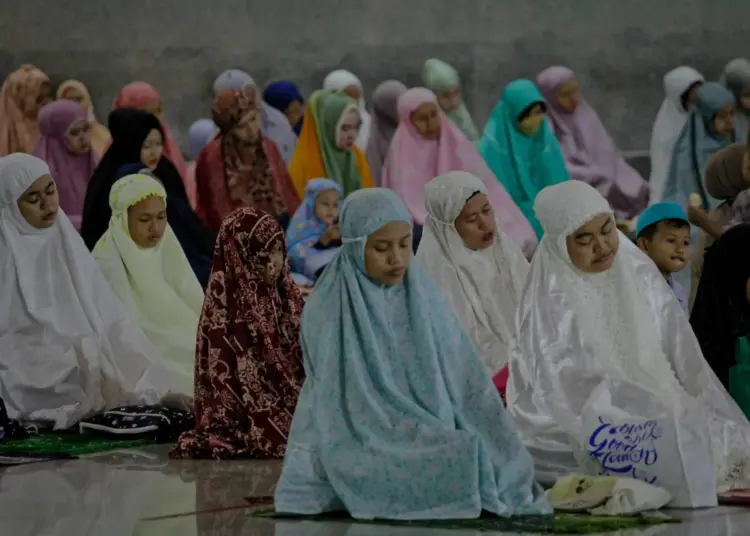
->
[{"left": 171, "top": 208, "right": 305, "bottom": 459}]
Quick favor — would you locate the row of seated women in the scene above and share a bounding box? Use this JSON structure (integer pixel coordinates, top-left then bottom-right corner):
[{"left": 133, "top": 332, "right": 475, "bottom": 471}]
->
[
  {"left": 2, "top": 144, "right": 750, "bottom": 516},
  {"left": 6, "top": 59, "right": 750, "bottom": 277}
]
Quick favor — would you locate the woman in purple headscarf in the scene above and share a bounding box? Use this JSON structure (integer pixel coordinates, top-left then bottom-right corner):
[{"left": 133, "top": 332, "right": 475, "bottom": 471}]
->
[
  {"left": 365, "top": 80, "right": 407, "bottom": 185},
  {"left": 32, "top": 99, "right": 98, "bottom": 230},
  {"left": 536, "top": 66, "right": 649, "bottom": 220}
]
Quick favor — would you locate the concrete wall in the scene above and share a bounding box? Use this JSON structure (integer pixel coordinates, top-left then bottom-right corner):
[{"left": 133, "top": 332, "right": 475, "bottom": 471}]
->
[{"left": 1, "top": 0, "right": 748, "bottom": 151}]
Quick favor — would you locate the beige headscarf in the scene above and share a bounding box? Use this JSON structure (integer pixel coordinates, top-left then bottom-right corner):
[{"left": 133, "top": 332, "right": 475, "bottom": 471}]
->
[
  {"left": 56, "top": 80, "right": 112, "bottom": 157},
  {"left": 0, "top": 65, "right": 50, "bottom": 156}
]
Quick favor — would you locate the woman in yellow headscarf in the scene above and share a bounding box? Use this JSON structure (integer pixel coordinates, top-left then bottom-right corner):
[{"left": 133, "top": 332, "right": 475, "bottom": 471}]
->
[
  {"left": 93, "top": 173, "right": 204, "bottom": 395},
  {"left": 288, "top": 89, "right": 373, "bottom": 198},
  {"left": 56, "top": 80, "right": 112, "bottom": 157}
]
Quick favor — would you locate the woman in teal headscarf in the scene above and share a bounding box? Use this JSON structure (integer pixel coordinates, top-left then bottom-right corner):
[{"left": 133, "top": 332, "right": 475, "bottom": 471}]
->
[
  {"left": 274, "top": 188, "right": 550, "bottom": 519},
  {"left": 422, "top": 58, "right": 480, "bottom": 142},
  {"left": 479, "top": 80, "right": 570, "bottom": 237}
]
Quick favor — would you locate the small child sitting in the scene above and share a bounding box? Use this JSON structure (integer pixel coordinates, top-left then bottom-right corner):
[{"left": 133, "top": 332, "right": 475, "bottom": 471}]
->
[
  {"left": 286, "top": 178, "right": 344, "bottom": 284},
  {"left": 636, "top": 202, "right": 691, "bottom": 311}
]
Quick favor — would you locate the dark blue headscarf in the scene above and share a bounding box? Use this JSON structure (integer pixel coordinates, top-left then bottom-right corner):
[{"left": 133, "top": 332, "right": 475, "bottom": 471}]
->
[{"left": 263, "top": 81, "right": 304, "bottom": 135}]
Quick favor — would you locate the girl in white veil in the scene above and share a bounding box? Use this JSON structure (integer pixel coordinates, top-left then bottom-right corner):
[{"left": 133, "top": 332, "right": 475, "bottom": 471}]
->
[{"left": 414, "top": 171, "right": 528, "bottom": 377}]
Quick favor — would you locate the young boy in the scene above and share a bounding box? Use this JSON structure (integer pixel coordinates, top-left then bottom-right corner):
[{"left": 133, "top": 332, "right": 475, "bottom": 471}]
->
[{"left": 636, "top": 202, "right": 691, "bottom": 311}]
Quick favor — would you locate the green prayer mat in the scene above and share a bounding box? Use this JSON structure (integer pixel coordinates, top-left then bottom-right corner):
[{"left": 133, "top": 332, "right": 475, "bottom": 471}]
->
[
  {"left": 249, "top": 508, "right": 678, "bottom": 534},
  {"left": 0, "top": 431, "right": 155, "bottom": 457}
]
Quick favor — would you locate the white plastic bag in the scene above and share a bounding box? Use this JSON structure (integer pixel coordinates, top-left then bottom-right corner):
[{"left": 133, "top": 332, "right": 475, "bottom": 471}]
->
[{"left": 573, "top": 380, "right": 717, "bottom": 508}]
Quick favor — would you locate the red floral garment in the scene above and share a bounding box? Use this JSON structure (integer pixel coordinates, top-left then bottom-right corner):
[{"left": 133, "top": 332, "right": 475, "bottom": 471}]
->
[{"left": 170, "top": 207, "right": 305, "bottom": 459}]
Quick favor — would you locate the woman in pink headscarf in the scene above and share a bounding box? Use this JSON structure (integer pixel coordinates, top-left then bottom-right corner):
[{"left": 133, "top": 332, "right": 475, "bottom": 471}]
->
[
  {"left": 382, "top": 87, "right": 536, "bottom": 254},
  {"left": 0, "top": 65, "right": 52, "bottom": 156},
  {"left": 536, "top": 66, "right": 649, "bottom": 220},
  {"left": 32, "top": 100, "right": 99, "bottom": 230},
  {"left": 112, "top": 82, "right": 189, "bottom": 181}
]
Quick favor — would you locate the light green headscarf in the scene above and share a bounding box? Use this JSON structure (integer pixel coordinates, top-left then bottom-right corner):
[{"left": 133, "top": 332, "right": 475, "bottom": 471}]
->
[
  {"left": 93, "top": 174, "right": 204, "bottom": 394},
  {"left": 478, "top": 79, "right": 569, "bottom": 238},
  {"left": 421, "top": 58, "right": 480, "bottom": 142},
  {"left": 311, "top": 89, "right": 364, "bottom": 196}
]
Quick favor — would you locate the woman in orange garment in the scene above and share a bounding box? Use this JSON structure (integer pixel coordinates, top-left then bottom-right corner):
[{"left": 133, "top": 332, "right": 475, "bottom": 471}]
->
[{"left": 288, "top": 89, "right": 373, "bottom": 198}]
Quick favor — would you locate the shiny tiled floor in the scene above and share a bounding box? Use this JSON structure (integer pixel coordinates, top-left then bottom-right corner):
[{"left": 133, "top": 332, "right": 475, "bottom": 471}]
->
[{"left": 1, "top": 446, "right": 749, "bottom": 536}]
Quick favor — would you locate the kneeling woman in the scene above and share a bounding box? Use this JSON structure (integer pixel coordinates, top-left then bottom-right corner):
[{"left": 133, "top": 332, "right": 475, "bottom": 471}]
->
[
  {"left": 171, "top": 208, "right": 306, "bottom": 459},
  {"left": 275, "top": 188, "right": 549, "bottom": 519},
  {"left": 505, "top": 180, "right": 750, "bottom": 498},
  {"left": 0, "top": 154, "right": 179, "bottom": 429},
  {"left": 93, "top": 174, "right": 204, "bottom": 397},
  {"left": 415, "top": 171, "right": 529, "bottom": 383}
]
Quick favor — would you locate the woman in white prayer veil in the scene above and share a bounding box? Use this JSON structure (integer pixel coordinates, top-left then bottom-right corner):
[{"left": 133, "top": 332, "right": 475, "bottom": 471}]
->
[
  {"left": 0, "top": 153, "right": 182, "bottom": 430},
  {"left": 649, "top": 66, "right": 704, "bottom": 204},
  {"left": 414, "top": 171, "right": 528, "bottom": 377},
  {"left": 505, "top": 180, "right": 750, "bottom": 494}
]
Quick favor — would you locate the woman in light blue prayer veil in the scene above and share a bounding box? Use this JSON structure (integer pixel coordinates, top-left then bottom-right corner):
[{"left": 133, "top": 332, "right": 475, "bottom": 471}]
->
[
  {"left": 274, "top": 188, "right": 550, "bottom": 520},
  {"left": 663, "top": 82, "right": 743, "bottom": 213}
]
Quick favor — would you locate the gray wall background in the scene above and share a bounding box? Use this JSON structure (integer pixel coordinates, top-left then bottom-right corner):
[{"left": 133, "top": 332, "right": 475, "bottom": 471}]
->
[{"left": 1, "top": 0, "right": 748, "bottom": 152}]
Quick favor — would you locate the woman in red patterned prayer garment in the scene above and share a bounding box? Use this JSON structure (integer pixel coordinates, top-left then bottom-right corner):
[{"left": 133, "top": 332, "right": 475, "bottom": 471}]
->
[{"left": 171, "top": 207, "right": 305, "bottom": 459}]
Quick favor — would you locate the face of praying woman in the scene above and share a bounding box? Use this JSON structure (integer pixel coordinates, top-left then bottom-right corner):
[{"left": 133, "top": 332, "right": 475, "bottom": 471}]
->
[
  {"left": 364, "top": 220, "right": 412, "bottom": 286},
  {"left": 410, "top": 102, "right": 441, "bottom": 140},
  {"left": 517, "top": 103, "right": 545, "bottom": 137},
  {"left": 554, "top": 79, "right": 581, "bottom": 113},
  {"left": 713, "top": 103, "right": 737, "bottom": 137},
  {"left": 741, "top": 88, "right": 750, "bottom": 112},
  {"left": 336, "top": 109, "right": 360, "bottom": 151},
  {"left": 566, "top": 213, "right": 619, "bottom": 274},
  {"left": 436, "top": 87, "right": 462, "bottom": 114},
  {"left": 636, "top": 221, "right": 691, "bottom": 275},
  {"left": 233, "top": 110, "right": 261, "bottom": 144},
  {"left": 17, "top": 174, "right": 59, "bottom": 229},
  {"left": 262, "top": 240, "right": 285, "bottom": 284},
  {"left": 127, "top": 195, "right": 167, "bottom": 248},
  {"left": 314, "top": 188, "right": 340, "bottom": 226},
  {"left": 343, "top": 84, "right": 361, "bottom": 102},
  {"left": 64, "top": 119, "right": 93, "bottom": 155},
  {"left": 454, "top": 193, "right": 497, "bottom": 250},
  {"left": 284, "top": 100, "right": 303, "bottom": 128},
  {"left": 140, "top": 128, "right": 164, "bottom": 169}
]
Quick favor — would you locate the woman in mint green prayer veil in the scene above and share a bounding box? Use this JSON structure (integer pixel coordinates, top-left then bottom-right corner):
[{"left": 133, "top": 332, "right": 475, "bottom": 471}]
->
[
  {"left": 422, "top": 58, "right": 480, "bottom": 142},
  {"left": 479, "top": 79, "right": 569, "bottom": 237},
  {"left": 274, "top": 188, "right": 550, "bottom": 520}
]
